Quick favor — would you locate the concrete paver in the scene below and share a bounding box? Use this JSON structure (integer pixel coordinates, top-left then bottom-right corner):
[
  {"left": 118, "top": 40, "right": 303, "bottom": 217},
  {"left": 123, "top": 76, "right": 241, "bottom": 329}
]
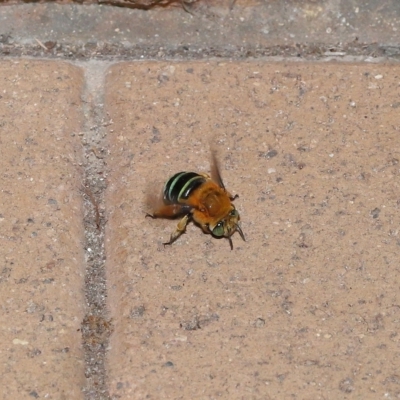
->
[
  {"left": 105, "top": 61, "right": 400, "bottom": 398},
  {"left": 1, "top": 1, "right": 400, "bottom": 59},
  {"left": 0, "top": 61, "right": 86, "bottom": 399}
]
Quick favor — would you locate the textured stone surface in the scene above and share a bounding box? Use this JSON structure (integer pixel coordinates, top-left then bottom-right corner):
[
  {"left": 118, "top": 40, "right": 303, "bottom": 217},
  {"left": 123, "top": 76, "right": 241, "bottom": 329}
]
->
[
  {"left": 105, "top": 61, "right": 400, "bottom": 398},
  {"left": 0, "top": 61, "right": 86, "bottom": 399}
]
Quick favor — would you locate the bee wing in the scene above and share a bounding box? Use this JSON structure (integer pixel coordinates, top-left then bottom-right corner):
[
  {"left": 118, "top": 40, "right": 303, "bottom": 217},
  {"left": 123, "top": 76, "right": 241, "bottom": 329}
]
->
[
  {"left": 210, "top": 150, "right": 226, "bottom": 190},
  {"left": 146, "top": 184, "right": 193, "bottom": 218},
  {"left": 145, "top": 180, "right": 164, "bottom": 213}
]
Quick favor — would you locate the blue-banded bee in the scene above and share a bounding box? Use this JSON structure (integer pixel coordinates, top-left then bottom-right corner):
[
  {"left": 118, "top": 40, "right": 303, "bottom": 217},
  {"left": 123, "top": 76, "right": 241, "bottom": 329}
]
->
[{"left": 146, "top": 154, "right": 245, "bottom": 249}]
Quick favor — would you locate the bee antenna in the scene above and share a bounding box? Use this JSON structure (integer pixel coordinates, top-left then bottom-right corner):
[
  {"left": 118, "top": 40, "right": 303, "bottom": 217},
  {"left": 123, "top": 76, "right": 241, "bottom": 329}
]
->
[
  {"left": 228, "top": 236, "right": 234, "bottom": 250},
  {"left": 236, "top": 224, "right": 245, "bottom": 242}
]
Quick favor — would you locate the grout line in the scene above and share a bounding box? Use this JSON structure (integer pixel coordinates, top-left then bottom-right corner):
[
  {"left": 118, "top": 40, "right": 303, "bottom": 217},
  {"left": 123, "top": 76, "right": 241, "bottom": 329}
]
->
[
  {"left": 78, "top": 60, "right": 114, "bottom": 400},
  {"left": 0, "top": 54, "right": 395, "bottom": 65}
]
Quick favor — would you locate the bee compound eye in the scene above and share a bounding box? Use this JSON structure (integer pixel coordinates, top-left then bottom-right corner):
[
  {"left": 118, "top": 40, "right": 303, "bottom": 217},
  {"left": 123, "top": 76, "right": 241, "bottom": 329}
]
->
[{"left": 212, "top": 222, "right": 224, "bottom": 237}]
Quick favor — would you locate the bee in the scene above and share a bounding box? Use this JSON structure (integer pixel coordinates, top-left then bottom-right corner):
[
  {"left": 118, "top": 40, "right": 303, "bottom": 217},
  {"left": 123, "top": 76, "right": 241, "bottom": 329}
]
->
[{"left": 146, "top": 154, "right": 245, "bottom": 249}]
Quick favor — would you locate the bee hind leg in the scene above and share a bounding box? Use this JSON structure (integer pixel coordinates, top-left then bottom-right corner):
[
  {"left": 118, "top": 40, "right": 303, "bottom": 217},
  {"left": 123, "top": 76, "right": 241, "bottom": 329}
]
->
[
  {"left": 146, "top": 204, "right": 192, "bottom": 219},
  {"left": 164, "top": 214, "right": 191, "bottom": 247}
]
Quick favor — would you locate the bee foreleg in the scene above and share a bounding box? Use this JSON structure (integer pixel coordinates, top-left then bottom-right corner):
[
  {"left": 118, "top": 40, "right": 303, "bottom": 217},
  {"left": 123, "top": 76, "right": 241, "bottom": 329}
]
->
[
  {"left": 164, "top": 214, "right": 191, "bottom": 247},
  {"left": 221, "top": 189, "right": 238, "bottom": 201}
]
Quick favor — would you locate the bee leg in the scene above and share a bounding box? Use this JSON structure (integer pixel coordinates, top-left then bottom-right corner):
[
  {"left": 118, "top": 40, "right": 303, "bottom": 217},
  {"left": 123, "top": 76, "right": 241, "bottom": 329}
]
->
[
  {"left": 146, "top": 204, "right": 192, "bottom": 219},
  {"left": 223, "top": 190, "right": 238, "bottom": 201},
  {"left": 164, "top": 214, "right": 191, "bottom": 247}
]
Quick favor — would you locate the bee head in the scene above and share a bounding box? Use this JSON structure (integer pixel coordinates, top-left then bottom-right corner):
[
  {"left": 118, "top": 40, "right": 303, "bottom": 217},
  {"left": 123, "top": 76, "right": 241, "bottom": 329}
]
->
[{"left": 210, "top": 207, "right": 245, "bottom": 249}]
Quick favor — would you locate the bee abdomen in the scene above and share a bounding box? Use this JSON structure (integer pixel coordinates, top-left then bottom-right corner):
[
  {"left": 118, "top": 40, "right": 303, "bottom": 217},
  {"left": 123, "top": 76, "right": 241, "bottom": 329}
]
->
[{"left": 164, "top": 172, "right": 206, "bottom": 203}]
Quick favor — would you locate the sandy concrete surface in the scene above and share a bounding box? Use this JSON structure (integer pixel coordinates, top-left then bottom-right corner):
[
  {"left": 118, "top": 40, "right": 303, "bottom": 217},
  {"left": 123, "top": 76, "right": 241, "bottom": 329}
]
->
[
  {"left": 0, "top": 61, "right": 86, "bottom": 398},
  {"left": 1, "top": 1, "right": 400, "bottom": 398},
  {"left": 105, "top": 62, "right": 400, "bottom": 399}
]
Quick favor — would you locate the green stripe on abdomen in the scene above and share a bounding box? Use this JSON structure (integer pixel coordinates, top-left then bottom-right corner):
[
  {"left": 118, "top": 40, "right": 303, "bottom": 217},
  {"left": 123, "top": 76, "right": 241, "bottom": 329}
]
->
[{"left": 164, "top": 172, "right": 206, "bottom": 203}]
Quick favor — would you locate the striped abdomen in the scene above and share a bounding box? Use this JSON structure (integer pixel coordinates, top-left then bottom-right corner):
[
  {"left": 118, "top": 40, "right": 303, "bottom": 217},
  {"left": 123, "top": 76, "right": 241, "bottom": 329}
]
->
[{"left": 163, "top": 172, "right": 206, "bottom": 204}]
